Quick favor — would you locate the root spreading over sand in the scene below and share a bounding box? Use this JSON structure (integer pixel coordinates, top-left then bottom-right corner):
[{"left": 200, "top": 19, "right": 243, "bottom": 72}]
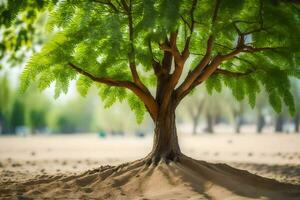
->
[{"left": 1, "top": 155, "right": 299, "bottom": 200}]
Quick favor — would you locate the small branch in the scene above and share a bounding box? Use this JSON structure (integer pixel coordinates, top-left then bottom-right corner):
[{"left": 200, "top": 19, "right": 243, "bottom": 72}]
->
[
  {"left": 233, "top": 56, "right": 256, "bottom": 67},
  {"left": 68, "top": 62, "right": 128, "bottom": 87},
  {"left": 180, "top": 15, "right": 192, "bottom": 31},
  {"left": 159, "top": 31, "right": 184, "bottom": 66},
  {"left": 176, "top": 36, "right": 214, "bottom": 96},
  {"left": 242, "top": 46, "right": 284, "bottom": 53},
  {"left": 215, "top": 43, "right": 234, "bottom": 50},
  {"left": 175, "top": 0, "right": 221, "bottom": 99},
  {"left": 121, "top": 0, "right": 151, "bottom": 97},
  {"left": 91, "top": 0, "right": 120, "bottom": 12},
  {"left": 212, "top": 0, "right": 221, "bottom": 25},
  {"left": 181, "top": 0, "right": 198, "bottom": 59},
  {"left": 214, "top": 68, "right": 255, "bottom": 77},
  {"left": 148, "top": 39, "right": 161, "bottom": 76},
  {"left": 120, "top": 0, "right": 129, "bottom": 12}
]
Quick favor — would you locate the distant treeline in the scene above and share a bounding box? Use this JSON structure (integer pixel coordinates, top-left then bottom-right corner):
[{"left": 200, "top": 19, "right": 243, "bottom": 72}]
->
[
  {"left": 1, "top": 74, "right": 299, "bottom": 135},
  {"left": 0, "top": 75, "right": 96, "bottom": 134},
  {"left": 180, "top": 81, "right": 300, "bottom": 134}
]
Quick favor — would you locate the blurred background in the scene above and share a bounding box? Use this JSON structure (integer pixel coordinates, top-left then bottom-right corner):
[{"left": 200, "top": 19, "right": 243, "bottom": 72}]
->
[
  {"left": 0, "top": 10, "right": 299, "bottom": 137},
  {"left": 1, "top": 68, "right": 299, "bottom": 136},
  {"left": 0, "top": 7, "right": 300, "bottom": 186}
]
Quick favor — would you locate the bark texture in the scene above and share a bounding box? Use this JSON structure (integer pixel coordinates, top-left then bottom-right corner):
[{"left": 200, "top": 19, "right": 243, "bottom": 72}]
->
[{"left": 148, "top": 100, "right": 181, "bottom": 163}]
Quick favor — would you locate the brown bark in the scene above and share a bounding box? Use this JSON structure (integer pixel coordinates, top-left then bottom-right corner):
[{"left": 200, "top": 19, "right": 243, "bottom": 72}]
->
[{"left": 147, "top": 99, "right": 181, "bottom": 163}]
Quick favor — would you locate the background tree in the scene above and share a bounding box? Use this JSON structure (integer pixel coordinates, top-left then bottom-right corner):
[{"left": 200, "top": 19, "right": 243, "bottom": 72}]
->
[
  {"left": 291, "top": 79, "right": 300, "bottom": 133},
  {"left": 2, "top": 0, "right": 300, "bottom": 163},
  {"left": 0, "top": 74, "right": 11, "bottom": 133},
  {"left": 10, "top": 98, "right": 25, "bottom": 133},
  {"left": 23, "top": 85, "right": 51, "bottom": 134},
  {"left": 255, "top": 91, "right": 269, "bottom": 133}
]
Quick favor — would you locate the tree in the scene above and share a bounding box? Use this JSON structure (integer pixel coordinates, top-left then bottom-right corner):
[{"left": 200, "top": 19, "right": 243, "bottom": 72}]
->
[
  {"left": 0, "top": 74, "right": 11, "bottom": 133},
  {"left": 10, "top": 98, "right": 25, "bottom": 133},
  {"left": 3, "top": 0, "right": 300, "bottom": 161},
  {"left": 2, "top": 0, "right": 300, "bottom": 197},
  {"left": 23, "top": 86, "right": 51, "bottom": 134},
  {"left": 47, "top": 96, "right": 95, "bottom": 133},
  {"left": 180, "top": 88, "right": 231, "bottom": 134},
  {"left": 255, "top": 91, "right": 269, "bottom": 133},
  {"left": 291, "top": 79, "right": 300, "bottom": 133}
]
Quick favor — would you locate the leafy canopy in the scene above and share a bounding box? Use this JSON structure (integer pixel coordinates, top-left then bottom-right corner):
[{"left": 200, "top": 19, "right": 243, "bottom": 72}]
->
[{"left": 1, "top": 0, "right": 300, "bottom": 122}]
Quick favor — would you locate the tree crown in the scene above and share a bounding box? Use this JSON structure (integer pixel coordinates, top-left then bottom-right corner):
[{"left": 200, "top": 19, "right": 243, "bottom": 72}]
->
[{"left": 1, "top": 0, "right": 300, "bottom": 122}]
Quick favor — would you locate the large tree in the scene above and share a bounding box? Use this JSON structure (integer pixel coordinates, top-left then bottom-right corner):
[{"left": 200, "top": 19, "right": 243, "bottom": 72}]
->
[
  {"left": 2, "top": 0, "right": 300, "bottom": 162},
  {"left": 2, "top": 0, "right": 300, "bottom": 198}
]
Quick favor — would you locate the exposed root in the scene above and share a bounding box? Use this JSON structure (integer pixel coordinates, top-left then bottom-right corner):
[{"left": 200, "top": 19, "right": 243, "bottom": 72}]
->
[
  {"left": 144, "top": 151, "right": 182, "bottom": 165},
  {"left": 1, "top": 155, "right": 300, "bottom": 200}
]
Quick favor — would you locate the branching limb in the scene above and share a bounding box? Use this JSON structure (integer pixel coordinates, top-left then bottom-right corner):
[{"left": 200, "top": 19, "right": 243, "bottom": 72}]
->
[
  {"left": 68, "top": 62, "right": 158, "bottom": 120},
  {"left": 120, "top": 0, "right": 153, "bottom": 100},
  {"left": 159, "top": 31, "right": 184, "bottom": 66},
  {"left": 175, "top": 0, "right": 221, "bottom": 98},
  {"left": 148, "top": 39, "right": 161, "bottom": 76},
  {"left": 181, "top": 0, "right": 198, "bottom": 59},
  {"left": 176, "top": 36, "right": 214, "bottom": 96}
]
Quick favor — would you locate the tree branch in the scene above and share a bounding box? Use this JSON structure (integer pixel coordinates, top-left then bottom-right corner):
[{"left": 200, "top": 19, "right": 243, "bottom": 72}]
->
[
  {"left": 214, "top": 68, "right": 255, "bottom": 76},
  {"left": 91, "top": 0, "right": 121, "bottom": 12},
  {"left": 68, "top": 62, "right": 158, "bottom": 120},
  {"left": 175, "top": 0, "right": 221, "bottom": 99},
  {"left": 121, "top": 0, "right": 152, "bottom": 99},
  {"left": 176, "top": 36, "right": 214, "bottom": 96},
  {"left": 159, "top": 31, "right": 184, "bottom": 66},
  {"left": 148, "top": 39, "right": 161, "bottom": 76},
  {"left": 182, "top": 0, "right": 198, "bottom": 59}
]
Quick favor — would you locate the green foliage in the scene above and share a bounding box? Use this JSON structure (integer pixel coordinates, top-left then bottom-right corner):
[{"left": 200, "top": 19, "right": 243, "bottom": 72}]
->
[
  {"left": 128, "top": 94, "right": 146, "bottom": 124},
  {"left": 0, "top": 0, "right": 52, "bottom": 66},
  {"left": 76, "top": 75, "right": 93, "bottom": 97},
  {"left": 1, "top": 0, "right": 299, "bottom": 122},
  {"left": 205, "top": 74, "right": 222, "bottom": 95}
]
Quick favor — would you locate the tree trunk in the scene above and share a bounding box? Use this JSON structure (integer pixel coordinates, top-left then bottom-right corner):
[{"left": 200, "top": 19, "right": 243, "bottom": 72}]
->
[
  {"left": 256, "top": 113, "right": 265, "bottom": 134},
  {"left": 192, "top": 117, "right": 199, "bottom": 135},
  {"left": 294, "top": 113, "right": 299, "bottom": 133},
  {"left": 235, "top": 116, "right": 242, "bottom": 134},
  {"left": 275, "top": 115, "right": 284, "bottom": 133},
  {"left": 148, "top": 101, "right": 181, "bottom": 162},
  {"left": 205, "top": 113, "right": 214, "bottom": 134}
]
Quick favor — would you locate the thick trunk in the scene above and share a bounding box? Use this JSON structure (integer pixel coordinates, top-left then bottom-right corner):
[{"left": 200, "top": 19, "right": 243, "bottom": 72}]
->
[{"left": 148, "top": 101, "right": 181, "bottom": 162}]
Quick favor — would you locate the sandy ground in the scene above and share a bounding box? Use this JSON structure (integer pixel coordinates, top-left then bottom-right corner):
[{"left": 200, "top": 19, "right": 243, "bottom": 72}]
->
[{"left": 0, "top": 133, "right": 300, "bottom": 199}]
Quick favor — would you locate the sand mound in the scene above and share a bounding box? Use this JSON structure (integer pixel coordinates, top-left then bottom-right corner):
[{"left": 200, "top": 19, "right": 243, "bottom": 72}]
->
[{"left": 1, "top": 156, "right": 299, "bottom": 200}]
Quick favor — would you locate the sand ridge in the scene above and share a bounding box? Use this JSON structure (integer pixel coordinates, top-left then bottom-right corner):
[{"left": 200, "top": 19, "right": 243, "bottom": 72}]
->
[
  {"left": 1, "top": 156, "right": 300, "bottom": 200},
  {"left": 1, "top": 134, "right": 300, "bottom": 199}
]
